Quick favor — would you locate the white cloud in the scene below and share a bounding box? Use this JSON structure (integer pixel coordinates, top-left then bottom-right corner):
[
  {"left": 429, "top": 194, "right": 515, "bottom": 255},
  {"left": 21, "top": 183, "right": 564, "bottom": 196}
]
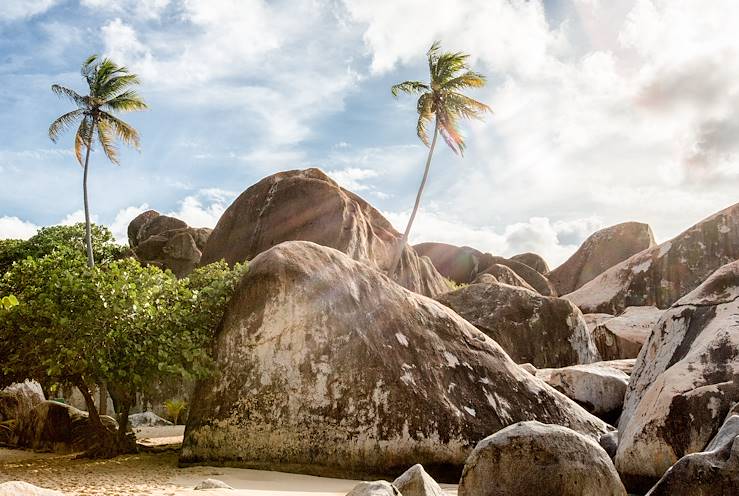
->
[
  {"left": 110, "top": 204, "right": 150, "bottom": 244},
  {"left": 0, "top": 216, "right": 39, "bottom": 240},
  {"left": 164, "top": 188, "right": 235, "bottom": 228},
  {"left": 81, "top": 0, "right": 171, "bottom": 20},
  {"left": 0, "top": 0, "right": 58, "bottom": 21},
  {"left": 59, "top": 209, "right": 98, "bottom": 226},
  {"left": 328, "top": 167, "right": 379, "bottom": 191}
]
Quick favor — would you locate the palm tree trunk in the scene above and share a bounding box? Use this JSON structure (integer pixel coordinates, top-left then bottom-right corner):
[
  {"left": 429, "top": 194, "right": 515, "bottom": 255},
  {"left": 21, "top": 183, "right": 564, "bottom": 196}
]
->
[
  {"left": 82, "top": 119, "right": 95, "bottom": 268},
  {"left": 388, "top": 118, "right": 440, "bottom": 276}
]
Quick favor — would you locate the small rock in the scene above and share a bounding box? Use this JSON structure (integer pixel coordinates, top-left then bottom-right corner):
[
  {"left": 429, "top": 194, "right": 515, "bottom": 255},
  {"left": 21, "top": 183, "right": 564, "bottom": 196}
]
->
[
  {"left": 128, "top": 411, "right": 173, "bottom": 428},
  {"left": 393, "top": 464, "right": 444, "bottom": 496},
  {"left": 194, "top": 478, "right": 233, "bottom": 490},
  {"left": 346, "top": 481, "right": 400, "bottom": 496}
]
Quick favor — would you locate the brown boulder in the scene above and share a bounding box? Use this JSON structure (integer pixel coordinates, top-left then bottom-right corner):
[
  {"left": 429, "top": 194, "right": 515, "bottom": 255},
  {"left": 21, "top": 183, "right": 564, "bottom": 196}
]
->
[
  {"left": 413, "top": 242, "right": 487, "bottom": 284},
  {"left": 436, "top": 281, "right": 599, "bottom": 368},
  {"left": 549, "top": 222, "right": 656, "bottom": 295},
  {"left": 592, "top": 306, "right": 664, "bottom": 360},
  {"left": 181, "top": 241, "right": 608, "bottom": 480},
  {"left": 480, "top": 256, "right": 557, "bottom": 296},
  {"left": 614, "top": 260, "right": 739, "bottom": 491},
  {"left": 566, "top": 204, "right": 739, "bottom": 313},
  {"left": 478, "top": 263, "right": 536, "bottom": 291},
  {"left": 510, "top": 252, "right": 550, "bottom": 274},
  {"left": 200, "top": 168, "right": 447, "bottom": 297},
  {"left": 127, "top": 209, "right": 160, "bottom": 247}
]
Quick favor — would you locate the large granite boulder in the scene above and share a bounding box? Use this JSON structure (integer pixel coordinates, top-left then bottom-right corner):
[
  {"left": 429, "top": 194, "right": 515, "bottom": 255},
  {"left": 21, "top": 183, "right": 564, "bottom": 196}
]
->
[
  {"left": 413, "top": 242, "right": 489, "bottom": 284},
  {"left": 565, "top": 203, "right": 739, "bottom": 313},
  {"left": 646, "top": 411, "right": 739, "bottom": 495},
  {"left": 436, "top": 282, "right": 599, "bottom": 368},
  {"left": 592, "top": 306, "right": 664, "bottom": 360},
  {"left": 477, "top": 264, "right": 536, "bottom": 291},
  {"left": 346, "top": 481, "right": 400, "bottom": 496},
  {"left": 480, "top": 256, "right": 557, "bottom": 296},
  {"left": 181, "top": 241, "right": 608, "bottom": 480},
  {"left": 392, "top": 464, "right": 445, "bottom": 496},
  {"left": 549, "top": 222, "right": 655, "bottom": 295},
  {"left": 128, "top": 210, "right": 212, "bottom": 278},
  {"left": 0, "top": 381, "right": 44, "bottom": 422},
  {"left": 457, "top": 421, "right": 627, "bottom": 496},
  {"left": 200, "top": 168, "right": 447, "bottom": 297},
  {"left": 614, "top": 260, "right": 739, "bottom": 491},
  {"left": 510, "top": 252, "right": 550, "bottom": 275},
  {"left": 11, "top": 400, "right": 119, "bottom": 453}
]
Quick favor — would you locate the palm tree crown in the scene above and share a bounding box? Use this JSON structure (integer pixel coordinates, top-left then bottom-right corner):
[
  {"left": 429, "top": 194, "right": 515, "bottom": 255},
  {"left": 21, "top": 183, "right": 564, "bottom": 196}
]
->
[
  {"left": 49, "top": 55, "right": 147, "bottom": 165},
  {"left": 391, "top": 41, "right": 491, "bottom": 155}
]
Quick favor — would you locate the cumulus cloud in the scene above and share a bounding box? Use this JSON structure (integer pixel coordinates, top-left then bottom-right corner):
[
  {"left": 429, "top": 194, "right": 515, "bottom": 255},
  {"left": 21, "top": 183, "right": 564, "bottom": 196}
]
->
[
  {"left": 164, "top": 188, "right": 235, "bottom": 229},
  {"left": 0, "top": 0, "right": 59, "bottom": 21},
  {"left": 0, "top": 216, "right": 39, "bottom": 240},
  {"left": 81, "top": 0, "right": 171, "bottom": 20}
]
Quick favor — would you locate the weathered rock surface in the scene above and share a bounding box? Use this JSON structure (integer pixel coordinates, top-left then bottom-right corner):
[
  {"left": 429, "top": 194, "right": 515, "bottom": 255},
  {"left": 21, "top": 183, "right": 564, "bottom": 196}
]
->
[
  {"left": 11, "top": 400, "right": 119, "bottom": 453},
  {"left": 413, "top": 242, "right": 489, "bottom": 284},
  {"left": 200, "top": 168, "right": 447, "bottom": 297},
  {"left": 392, "top": 464, "right": 445, "bottom": 496},
  {"left": 436, "top": 281, "right": 599, "bottom": 368},
  {"left": 592, "top": 306, "right": 664, "bottom": 360},
  {"left": 615, "top": 260, "right": 739, "bottom": 491},
  {"left": 480, "top": 256, "right": 557, "bottom": 296},
  {"left": 128, "top": 411, "right": 173, "bottom": 428},
  {"left": 471, "top": 273, "right": 498, "bottom": 285},
  {"left": 346, "top": 481, "right": 400, "bottom": 496},
  {"left": 549, "top": 222, "right": 655, "bottom": 295},
  {"left": 566, "top": 203, "right": 739, "bottom": 313},
  {"left": 128, "top": 210, "right": 212, "bottom": 278},
  {"left": 646, "top": 414, "right": 739, "bottom": 495},
  {"left": 535, "top": 363, "right": 629, "bottom": 420},
  {"left": 510, "top": 252, "right": 550, "bottom": 274},
  {"left": 0, "top": 481, "right": 63, "bottom": 496},
  {"left": 181, "top": 241, "right": 608, "bottom": 480},
  {"left": 0, "top": 381, "right": 44, "bottom": 422},
  {"left": 477, "top": 264, "right": 535, "bottom": 291},
  {"left": 457, "top": 421, "right": 627, "bottom": 496},
  {"left": 600, "top": 430, "right": 619, "bottom": 458},
  {"left": 583, "top": 313, "right": 614, "bottom": 332},
  {"left": 194, "top": 479, "right": 234, "bottom": 490}
]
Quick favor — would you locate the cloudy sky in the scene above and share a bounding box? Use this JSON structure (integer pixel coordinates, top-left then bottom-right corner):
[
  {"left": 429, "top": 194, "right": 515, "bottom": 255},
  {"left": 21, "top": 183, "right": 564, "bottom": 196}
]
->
[{"left": 1, "top": 0, "right": 738, "bottom": 267}]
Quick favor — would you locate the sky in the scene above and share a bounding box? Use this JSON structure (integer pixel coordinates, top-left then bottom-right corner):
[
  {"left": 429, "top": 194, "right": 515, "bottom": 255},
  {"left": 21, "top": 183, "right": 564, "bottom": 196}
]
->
[{"left": 1, "top": 0, "right": 738, "bottom": 267}]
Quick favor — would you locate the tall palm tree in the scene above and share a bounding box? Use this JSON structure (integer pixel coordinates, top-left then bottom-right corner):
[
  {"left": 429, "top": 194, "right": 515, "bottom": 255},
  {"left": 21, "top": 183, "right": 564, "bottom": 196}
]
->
[
  {"left": 387, "top": 41, "right": 491, "bottom": 276},
  {"left": 49, "top": 55, "right": 147, "bottom": 268}
]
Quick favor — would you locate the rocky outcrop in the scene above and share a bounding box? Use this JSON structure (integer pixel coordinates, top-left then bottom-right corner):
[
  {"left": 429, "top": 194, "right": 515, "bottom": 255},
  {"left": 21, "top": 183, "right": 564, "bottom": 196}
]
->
[
  {"left": 392, "top": 464, "right": 445, "bottom": 496},
  {"left": 510, "top": 252, "right": 550, "bottom": 274},
  {"left": 614, "top": 260, "right": 739, "bottom": 491},
  {"left": 646, "top": 411, "right": 739, "bottom": 495},
  {"left": 11, "top": 400, "right": 119, "bottom": 453},
  {"left": 457, "top": 421, "right": 627, "bottom": 496},
  {"left": 413, "top": 242, "right": 489, "bottom": 284},
  {"left": 346, "top": 481, "right": 400, "bottom": 496},
  {"left": 480, "top": 256, "right": 557, "bottom": 296},
  {"left": 477, "top": 264, "right": 535, "bottom": 291},
  {"left": 592, "top": 306, "right": 664, "bottom": 360},
  {"left": 565, "top": 203, "right": 739, "bottom": 313},
  {"left": 128, "top": 210, "right": 212, "bottom": 278},
  {"left": 436, "top": 281, "right": 599, "bottom": 368},
  {"left": 535, "top": 363, "right": 629, "bottom": 422},
  {"left": 181, "top": 241, "right": 608, "bottom": 480},
  {"left": 200, "top": 168, "right": 447, "bottom": 297},
  {"left": 549, "top": 222, "right": 655, "bottom": 295},
  {"left": 0, "top": 381, "right": 44, "bottom": 422}
]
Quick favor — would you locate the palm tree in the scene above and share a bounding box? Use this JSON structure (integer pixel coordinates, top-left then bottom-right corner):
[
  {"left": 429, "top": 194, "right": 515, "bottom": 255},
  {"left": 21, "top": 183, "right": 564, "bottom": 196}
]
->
[
  {"left": 49, "top": 55, "right": 147, "bottom": 268},
  {"left": 387, "top": 41, "right": 491, "bottom": 276}
]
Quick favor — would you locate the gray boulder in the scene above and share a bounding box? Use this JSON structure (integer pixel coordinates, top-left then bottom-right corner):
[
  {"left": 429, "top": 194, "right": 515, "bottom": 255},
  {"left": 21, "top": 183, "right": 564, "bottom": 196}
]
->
[
  {"left": 592, "top": 306, "right": 664, "bottom": 360},
  {"left": 0, "top": 381, "right": 45, "bottom": 422},
  {"left": 346, "top": 481, "right": 400, "bottom": 496},
  {"left": 181, "top": 241, "right": 608, "bottom": 480},
  {"left": 128, "top": 411, "right": 173, "bottom": 428},
  {"left": 392, "top": 464, "right": 445, "bottom": 496},
  {"left": 457, "top": 421, "right": 626, "bottom": 496},
  {"left": 615, "top": 260, "right": 739, "bottom": 491},
  {"left": 510, "top": 252, "right": 550, "bottom": 275},
  {"left": 436, "top": 281, "right": 599, "bottom": 368},
  {"left": 194, "top": 478, "right": 233, "bottom": 490}
]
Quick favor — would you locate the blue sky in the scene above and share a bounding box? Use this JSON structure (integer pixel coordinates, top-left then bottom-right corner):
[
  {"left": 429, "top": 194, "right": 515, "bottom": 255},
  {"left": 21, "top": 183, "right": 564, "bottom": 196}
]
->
[{"left": 1, "top": 0, "right": 738, "bottom": 266}]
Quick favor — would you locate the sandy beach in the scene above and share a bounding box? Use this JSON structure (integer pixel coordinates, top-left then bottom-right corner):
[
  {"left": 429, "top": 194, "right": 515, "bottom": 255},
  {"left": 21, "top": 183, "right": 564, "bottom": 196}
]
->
[{"left": 0, "top": 427, "right": 459, "bottom": 495}]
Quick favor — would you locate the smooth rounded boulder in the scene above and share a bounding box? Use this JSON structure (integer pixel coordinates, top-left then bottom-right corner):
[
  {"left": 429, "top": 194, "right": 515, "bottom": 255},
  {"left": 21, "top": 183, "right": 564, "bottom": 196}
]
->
[
  {"left": 0, "top": 381, "right": 44, "bottom": 422},
  {"left": 477, "top": 263, "right": 535, "bottom": 291},
  {"left": 591, "top": 306, "right": 663, "bottom": 360},
  {"left": 436, "top": 281, "right": 599, "bottom": 368},
  {"left": 480, "top": 255, "right": 557, "bottom": 296},
  {"left": 392, "top": 464, "right": 444, "bottom": 496},
  {"left": 510, "top": 252, "right": 549, "bottom": 274},
  {"left": 413, "top": 242, "right": 489, "bottom": 284},
  {"left": 457, "top": 421, "right": 626, "bottom": 496},
  {"left": 199, "top": 168, "right": 447, "bottom": 297},
  {"left": 181, "top": 241, "right": 608, "bottom": 480},
  {"left": 549, "top": 222, "right": 655, "bottom": 295},
  {"left": 615, "top": 260, "right": 739, "bottom": 491},
  {"left": 566, "top": 203, "right": 739, "bottom": 313}
]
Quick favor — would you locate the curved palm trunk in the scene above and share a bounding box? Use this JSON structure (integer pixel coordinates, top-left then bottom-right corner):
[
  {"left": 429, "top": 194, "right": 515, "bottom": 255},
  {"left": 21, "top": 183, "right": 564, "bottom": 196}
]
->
[
  {"left": 388, "top": 119, "right": 439, "bottom": 276},
  {"left": 82, "top": 120, "right": 95, "bottom": 268}
]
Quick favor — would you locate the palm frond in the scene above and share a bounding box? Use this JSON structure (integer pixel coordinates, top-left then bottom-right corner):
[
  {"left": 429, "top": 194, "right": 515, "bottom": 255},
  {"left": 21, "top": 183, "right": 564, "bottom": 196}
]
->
[
  {"left": 416, "top": 93, "right": 434, "bottom": 146},
  {"left": 81, "top": 54, "right": 99, "bottom": 87},
  {"left": 74, "top": 116, "right": 93, "bottom": 166},
  {"left": 51, "top": 85, "right": 88, "bottom": 108},
  {"left": 441, "top": 71, "right": 487, "bottom": 91},
  {"left": 391, "top": 81, "right": 429, "bottom": 97},
  {"left": 445, "top": 92, "right": 492, "bottom": 120},
  {"left": 48, "top": 109, "right": 84, "bottom": 143},
  {"left": 437, "top": 110, "right": 465, "bottom": 156},
  {"left": 102, "top": 90, "right": 147, "bottom": 112},
  {"left": 98, "top": 112, "right": 141, "bottom": 150},
  {"left": 96, "top": 119, "right": 119, "bottom": 165},
  {"left": 433, "top": 51, "right": 470, "bottom": 85}
]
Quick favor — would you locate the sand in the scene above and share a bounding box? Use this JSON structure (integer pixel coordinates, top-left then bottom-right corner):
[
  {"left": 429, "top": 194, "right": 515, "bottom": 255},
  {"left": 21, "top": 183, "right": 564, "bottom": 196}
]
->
[{"left": 0, "top": 428, "right": 460, "bottom": 495}]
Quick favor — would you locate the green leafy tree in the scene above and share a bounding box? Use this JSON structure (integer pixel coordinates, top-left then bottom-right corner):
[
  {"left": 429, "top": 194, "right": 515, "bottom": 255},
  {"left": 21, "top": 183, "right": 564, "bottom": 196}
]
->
[
  {"left": 0, "top": 250, "right": 247, "bottom": 457},
  {"left": 1, "top": 294, "right": 18, "bottom": 311},
  {"left": 387, "top": 41, "right": 491, "bottom": 275},
  {"left": 49, "top": 55, "right": 147, "bottom": 268}
]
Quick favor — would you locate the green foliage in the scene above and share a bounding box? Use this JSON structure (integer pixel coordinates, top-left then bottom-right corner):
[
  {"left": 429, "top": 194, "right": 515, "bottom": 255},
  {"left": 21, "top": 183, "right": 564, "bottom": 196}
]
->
[
  {"left": 1, "top": 294, "right": 18, "bottom": 311},
  {"left": 444, "top": 278, "right": 467, "bottom": 291},
  {"left": 0, "top": 249, "right": 247, "bottom": 447},
  {"left": 0, "top": 223, "right": 126, "bottom": 275},
  {"left": 163, "top": 398, "right": 187, "bottom": 425}
]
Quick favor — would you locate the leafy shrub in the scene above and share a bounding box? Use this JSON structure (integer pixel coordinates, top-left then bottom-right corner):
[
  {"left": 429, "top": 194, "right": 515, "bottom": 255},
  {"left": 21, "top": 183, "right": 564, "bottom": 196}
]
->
[{"left": 163, "top": 399, "right": 187, "bottom": 424}]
